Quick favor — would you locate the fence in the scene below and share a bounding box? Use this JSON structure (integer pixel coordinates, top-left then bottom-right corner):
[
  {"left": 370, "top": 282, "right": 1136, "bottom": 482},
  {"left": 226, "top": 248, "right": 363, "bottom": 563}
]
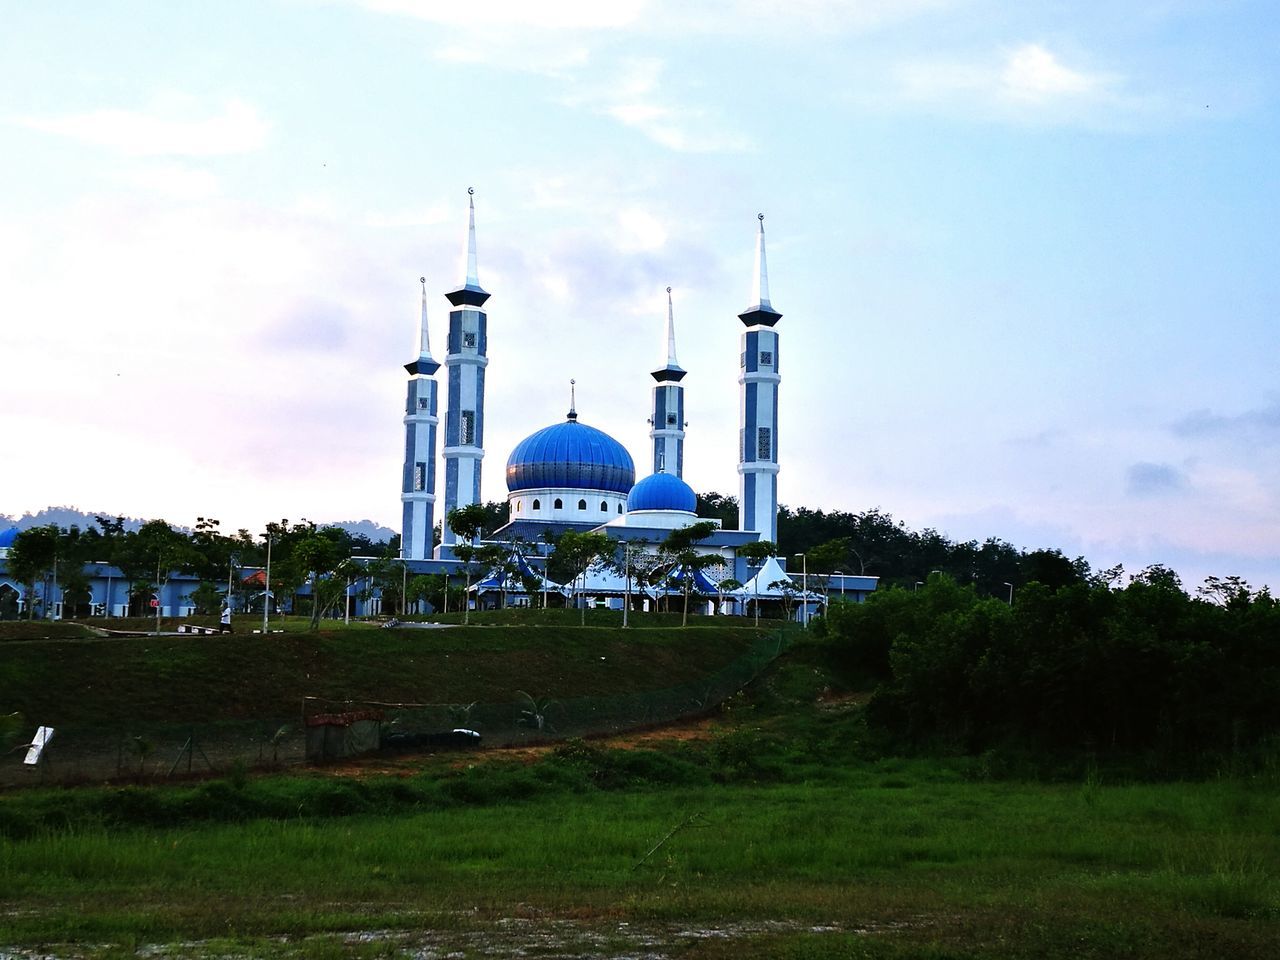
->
[{"left": 0, "top": 628, "right": 794, "bottom": 788}]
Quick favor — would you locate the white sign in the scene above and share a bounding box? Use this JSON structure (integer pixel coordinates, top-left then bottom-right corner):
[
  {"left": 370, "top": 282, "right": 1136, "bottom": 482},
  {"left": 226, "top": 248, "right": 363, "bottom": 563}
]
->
[{"left": 23, "top": 725, "right": 54, "bottom": 765}]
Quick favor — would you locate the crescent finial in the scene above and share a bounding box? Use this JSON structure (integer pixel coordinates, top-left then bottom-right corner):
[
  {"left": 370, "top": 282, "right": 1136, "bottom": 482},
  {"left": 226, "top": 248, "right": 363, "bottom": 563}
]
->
[
  {"left": 758, "top": 212, "right": 764, "bottom": 222},
  {"left": 467, "top": 186, "right": 475, "bottom": 196}
]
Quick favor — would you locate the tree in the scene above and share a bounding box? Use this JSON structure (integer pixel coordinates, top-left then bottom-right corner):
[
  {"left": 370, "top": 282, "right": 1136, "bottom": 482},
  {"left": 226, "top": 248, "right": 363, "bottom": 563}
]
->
[
  {"left": 114, "top": 520, "right": 199, "bottom": 631},
  {"left": 552, "top": 530, "right": 615, "bottom": 625},
  {"left": 737, "top": 539, "right": 777, "bottom": 625},
  {"left": 6, "top": 526, "right": 60, "bottom": 619},
  {"left": 294, "top": 534, "right": 341, "bottom": 630},
  {"left": 660, "top": 521, "right": 718, "bottom": 626},
  {"left": 447, "top": 505, "right": 493, "bottom": 624}
]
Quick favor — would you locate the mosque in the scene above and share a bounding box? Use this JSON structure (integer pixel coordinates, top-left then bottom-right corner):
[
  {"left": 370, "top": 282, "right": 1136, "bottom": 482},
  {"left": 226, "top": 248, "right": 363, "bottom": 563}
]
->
[
  {"left": 0, "top": 194, "right": 877, "bottom": 620},
  {"left": 398, "top": 191, "right": 876, "bottom": 610}
]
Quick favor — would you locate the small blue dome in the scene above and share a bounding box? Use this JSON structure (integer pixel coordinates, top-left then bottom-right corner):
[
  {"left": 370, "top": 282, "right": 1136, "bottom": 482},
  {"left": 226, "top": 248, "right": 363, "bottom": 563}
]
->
[
  {"left": 627, "top": 472, "right": 697, "bottom": 513},
  {"left": 0, "top": 527, "right": 19, "bottom": 549},
  {"left": 506, "top": 419, "right": 636, "bottom": 495}
]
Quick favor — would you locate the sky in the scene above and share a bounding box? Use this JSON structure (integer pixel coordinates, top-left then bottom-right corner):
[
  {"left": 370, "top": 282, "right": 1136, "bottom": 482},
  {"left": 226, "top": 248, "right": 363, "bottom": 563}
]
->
[{"left": 1, "top": 0, "right": 1277, "bottom": 592}]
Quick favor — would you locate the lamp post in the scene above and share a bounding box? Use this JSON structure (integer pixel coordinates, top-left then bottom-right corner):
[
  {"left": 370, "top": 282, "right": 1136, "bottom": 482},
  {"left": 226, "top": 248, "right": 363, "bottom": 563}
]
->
[
  {"left": 261, "top": 532, "right": 273, "bottom": 635},
  {"left": 401, "top": 554, "right": 409, "bottom": 617},
  {"left": 794, "top": 553, "right": 808, "bottom": 627},
  {"left": 1003, "top": 582, "right": 1014, "bottom": 606},
  {"left": 622, "top": 543, "right": 631, "bottom": 629}
]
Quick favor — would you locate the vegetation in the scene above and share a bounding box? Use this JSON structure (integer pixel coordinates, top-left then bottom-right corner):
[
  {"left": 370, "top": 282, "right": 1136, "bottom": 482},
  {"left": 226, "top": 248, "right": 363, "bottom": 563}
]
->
[
  {"left": 814, "top": 570, "right": 1280, "bottom": 771},
  {"left": 0, "top": 619, "right": 770, "bottom": 733},
  {"left": 0, "top": 654, "right": 1276, "bottom": 957}
]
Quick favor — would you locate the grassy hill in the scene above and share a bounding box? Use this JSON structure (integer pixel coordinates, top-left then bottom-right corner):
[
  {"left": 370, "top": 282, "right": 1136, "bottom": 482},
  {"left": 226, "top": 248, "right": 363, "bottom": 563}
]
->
[{"left": 0, "top": 615, "right": 778, "bottom": 732}]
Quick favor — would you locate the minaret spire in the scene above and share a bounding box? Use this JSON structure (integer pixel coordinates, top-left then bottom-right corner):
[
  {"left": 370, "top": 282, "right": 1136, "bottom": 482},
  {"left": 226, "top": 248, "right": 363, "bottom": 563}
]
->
[
  {"left": 464, "top": 188, "right": 480, "bottom": 289},
  {"left": 446, "top": 187, "right": 489, "bottom": 307},
  {"left": 739, "top": 213, "right": 781, "bottom": 327},
  {"left": 737, "top": 212, "right": 783, "bottom": 543},
  {"left": 401, "top": 277, "right": 441, "bottom": 561},
  {"left": 417, "top": 276, "right": 434, "bottom": 361},
  {"left": 439, "top": 189, "right": 492, "bottom": 556},
  {"left": 665, "top": 286, "right": 679, "bottom": 368},
  {"left": 567, "top": 379, "right": 578, "bottom": 422},
  {"left": 649, "top": 286, "right": 687, "bottom": 478}
]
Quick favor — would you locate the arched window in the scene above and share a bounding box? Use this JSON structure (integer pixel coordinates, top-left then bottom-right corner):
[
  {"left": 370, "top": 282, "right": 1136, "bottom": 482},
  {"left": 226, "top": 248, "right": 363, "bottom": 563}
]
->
[
  {"left": 532, "top": 499, "right": 541, "bottom": 511},
  {"left": 600, "top": 500, "right": 608, "bottom": 511},
  {"left": 617, "top": 503, "right": 623, "bottom": 514},
  {"left": 554, "top": 498, "right": 563, "bottom": 510},
  {"left": 516, "top": 500, "right": 522, "bottom": 513},
  {"left": 577, "top": 499, "right": 587, "bottom": 510}
]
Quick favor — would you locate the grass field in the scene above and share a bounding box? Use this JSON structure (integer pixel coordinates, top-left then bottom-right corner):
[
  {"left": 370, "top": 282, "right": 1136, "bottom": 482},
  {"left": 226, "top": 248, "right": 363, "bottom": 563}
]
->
[
  {"left": 1, "top": 623, "right": 1276, "bottom": 958},
  {"left": 1, "top": 745, "right": 1276, "bottom": 958},
  {"left": 0, "top": 618, "right": 772, "bottom": 731}
]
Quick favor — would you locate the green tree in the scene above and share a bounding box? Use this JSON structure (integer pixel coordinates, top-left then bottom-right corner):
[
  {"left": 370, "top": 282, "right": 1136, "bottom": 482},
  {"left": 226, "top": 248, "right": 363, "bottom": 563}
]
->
[
  {"left": 660, "top": 521, "right": 718, "bottom": 626},
  {"left": 114, "top": 520, "right": 199, "bottom": 631},
  {"left": 294, "top": 534, "right": 341, "bottom": 630},
  {"left": 447, "top": 504, "right": 494, "bottom": 624},
  {"left": 737, "top": 539, "right": 777, "bottom": 625},
  {"left": 6, "top": 525, "right": 59, "bottom": 619},
  {"left": 552, "top": 530, "right": 615, "bottom": 625}
]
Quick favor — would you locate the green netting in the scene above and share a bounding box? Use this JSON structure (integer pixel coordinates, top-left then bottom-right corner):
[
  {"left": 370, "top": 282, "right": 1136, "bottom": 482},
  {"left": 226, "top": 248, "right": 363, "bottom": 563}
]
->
[{"left": 0, "top": 629, "right": 793, "bottom": 787}]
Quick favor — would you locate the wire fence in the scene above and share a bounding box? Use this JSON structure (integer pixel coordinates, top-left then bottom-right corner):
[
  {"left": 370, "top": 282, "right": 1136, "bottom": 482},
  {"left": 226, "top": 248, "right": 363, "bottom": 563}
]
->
[{"left": 1, "top": 628, "right": 794, "bottom": 787}]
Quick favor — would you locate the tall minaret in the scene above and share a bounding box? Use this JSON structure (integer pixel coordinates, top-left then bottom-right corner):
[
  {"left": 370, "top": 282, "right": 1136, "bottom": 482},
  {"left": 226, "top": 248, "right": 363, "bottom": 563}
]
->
[
  {"left": 649, "top": 286, "right": 686, "bottom": 476},
  {"left": 438, "top": 188, "right": 490, "bottom": 554},
  {"left": 737, "top": 213, "right": 782, "bottom": 543},
  {"left": 401, "top": 277, "right": 440, "bottom": 560}
]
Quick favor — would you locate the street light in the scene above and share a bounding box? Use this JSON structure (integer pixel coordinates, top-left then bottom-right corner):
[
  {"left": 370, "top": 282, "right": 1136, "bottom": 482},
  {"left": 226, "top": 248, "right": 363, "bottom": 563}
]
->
[
  {"left": 261, "top": 532, "right": 273, "bottom": 635},
  {"left": 793, "top": 553, "right": 808, "bottom": 627},
  {"left": 1003, "top": 582, "right": 1014, "bottom": 606}
]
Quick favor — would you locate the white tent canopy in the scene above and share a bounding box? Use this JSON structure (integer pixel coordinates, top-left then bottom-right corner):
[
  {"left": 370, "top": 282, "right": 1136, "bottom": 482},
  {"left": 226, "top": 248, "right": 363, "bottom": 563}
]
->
[{"left": 736, "top": 556, "right": 805, "bottom": 598}]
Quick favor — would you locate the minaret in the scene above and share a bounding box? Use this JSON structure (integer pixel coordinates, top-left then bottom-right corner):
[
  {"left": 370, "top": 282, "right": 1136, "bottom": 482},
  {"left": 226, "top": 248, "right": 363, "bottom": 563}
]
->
[
  {"left": 649, "top": 286, "right": 686, "bottom": 476},
  {"left": 401, "top": 277, "right": 440, "bottom": 560},
  {"left": 438, "top": 188, "right": 490, "bottom": 555},
  {"left": 737, "top": 213, "right": 782, "bottom": 543}
]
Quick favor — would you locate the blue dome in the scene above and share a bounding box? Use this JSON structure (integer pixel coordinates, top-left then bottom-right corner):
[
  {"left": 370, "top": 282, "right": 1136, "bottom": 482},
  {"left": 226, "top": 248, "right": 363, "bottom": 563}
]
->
[
  {"left": 627, "top": 472, "right": 697, "bottom": 513},
  {"left": 0, "top": 527, "right": 19, "bottom": 549},
  {"left": 506, "top": 419, "right": 636, "bottom": 495}
]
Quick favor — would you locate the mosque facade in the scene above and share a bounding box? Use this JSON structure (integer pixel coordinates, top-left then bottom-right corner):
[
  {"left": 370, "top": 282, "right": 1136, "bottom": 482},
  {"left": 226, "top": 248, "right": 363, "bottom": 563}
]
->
[{"left": 400, "top": 194, "right": 789, "bottom": 585}]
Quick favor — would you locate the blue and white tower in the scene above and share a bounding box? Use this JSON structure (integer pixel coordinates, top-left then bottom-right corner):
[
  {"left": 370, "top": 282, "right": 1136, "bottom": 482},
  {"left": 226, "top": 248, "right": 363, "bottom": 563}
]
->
[
  {"left": 737, "top": 214, "right": 782, "bottom": 544},
  {"left": 438, "top": 188, "right": 490, "bottom": 554},
  {"left": 649, "top": 286, "right": 686, "bottom": 477},
  {"left": 401, "top": 277, "right": 440, "bottom": 560}
]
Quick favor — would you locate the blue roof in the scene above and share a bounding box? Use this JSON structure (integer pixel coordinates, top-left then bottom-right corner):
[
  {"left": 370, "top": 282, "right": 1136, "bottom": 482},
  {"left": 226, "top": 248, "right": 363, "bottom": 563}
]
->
[
  {"left": 506, "top": 419, "right": 635, "bottom": 495},
  {"left": 0, "top": 527, "right": 19, "bottom": 549},
  {"left": 627, "top": 472, "right": 697, "bottom": 513}
]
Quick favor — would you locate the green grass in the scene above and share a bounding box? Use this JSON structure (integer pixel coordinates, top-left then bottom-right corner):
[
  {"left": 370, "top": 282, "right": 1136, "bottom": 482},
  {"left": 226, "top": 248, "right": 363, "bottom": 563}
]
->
[
  {"left": 0, "top": 620, "right": 98, "bottom": 641},
  {"left": 0, "top": 619, "right": 771, "bottom": 733},
  {"left": 0, "top": 755, "right": 1276, "bottom": 957}
]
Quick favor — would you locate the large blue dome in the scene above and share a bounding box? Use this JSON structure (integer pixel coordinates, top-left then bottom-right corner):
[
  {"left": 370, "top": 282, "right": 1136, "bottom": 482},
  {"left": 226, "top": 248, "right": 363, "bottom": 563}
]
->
[
  {"left": 0, "top": 527, "right": 19, "bottom": 550},
  {"left": 627, "top": 472, "right": 697, "bottom": 513},
  {"left": 506, "top": 419, "right": 636, "bottom": 495}
]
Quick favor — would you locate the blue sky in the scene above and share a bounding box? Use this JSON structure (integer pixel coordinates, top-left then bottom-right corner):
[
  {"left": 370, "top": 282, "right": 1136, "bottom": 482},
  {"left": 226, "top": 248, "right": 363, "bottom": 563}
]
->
[{"left": 1, "top": 0, "right": 1277, "bottom": 591}]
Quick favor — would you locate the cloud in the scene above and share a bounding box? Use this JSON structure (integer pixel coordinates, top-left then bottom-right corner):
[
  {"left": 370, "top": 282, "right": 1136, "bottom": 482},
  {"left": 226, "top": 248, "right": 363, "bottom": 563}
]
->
[
  {"left": 1000, "top": 43, "right": 1105, "bottom": 101},
  {"left": 1172, "top": 399, "right": 1280, "bottom": 439},
  {"left": 16, "top": 98, "right": 269, "bottom": 157},
  {"left": 894, "top": 42, "right": 1121, "bottom": 123},
  {"left": 567, "top": 58, "right": 751, "bottom": 153},
  {"left": 1126, "top": 461, "right": 1188, "bottom": 497}
]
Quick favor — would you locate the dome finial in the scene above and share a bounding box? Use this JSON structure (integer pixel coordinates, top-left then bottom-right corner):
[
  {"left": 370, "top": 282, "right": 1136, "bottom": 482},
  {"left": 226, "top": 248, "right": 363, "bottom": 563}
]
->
[{"left": 567, "top": 378, "right": 578, "bottom": 422}]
